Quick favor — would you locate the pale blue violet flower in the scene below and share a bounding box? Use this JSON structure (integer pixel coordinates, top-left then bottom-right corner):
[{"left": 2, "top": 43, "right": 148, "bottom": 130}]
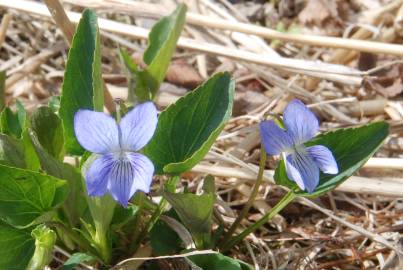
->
[
  {"left": 74, "top": 102, "right": 157, "bottom": 207},
  {"left": 260, "top": 99, "right": 338, "bottom": 193}
]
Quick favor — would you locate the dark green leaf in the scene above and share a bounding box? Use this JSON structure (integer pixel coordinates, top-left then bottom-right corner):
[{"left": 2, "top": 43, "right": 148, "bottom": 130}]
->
[
  {"left": 150, "top": 210, "right": 182, "bottom": 256},
  {"left": 48, "top": 96, "right": 61, "bottom": 113},
  {"left": 61, "top": 253, "right": 96, "bottom": 270},
  {"left": 0, "top": 164, "right": 69, "bottom": 227},
  {"left": 31, "top": 106, "right": 64, "bottom": 160},
  {"left": 141, "top": 4, "right": 186, "bottom": 100},
  {"left": 0, "top": 221, "right": 35, "bottom": 270},
  {"left": 190, "top": 253, "right": 247, "bottom": 270},
  {"left": 144, "top": 72, "right": 234, "bottom": 174},
  {"left": 274, "top": 122, "right": 389, "bottom": 197},
  {"left": 27, "top": 225, "right": 56, "bottom": 270},
  {"left": 60, "top": 9, "right": 103, "bottom": 155},
  {"left": 0, "top": 134, "right": 26, "bottom": 168}
]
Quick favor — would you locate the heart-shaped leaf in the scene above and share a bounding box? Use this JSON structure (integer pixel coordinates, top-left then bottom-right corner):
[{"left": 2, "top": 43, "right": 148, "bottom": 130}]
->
[
  {"left": 0, "top": 164, "right": 69, "bottom": 227},
  {"left": 144, "top": 72, "right": 234, "bottom": 174},
  {"left": 60, "top": 9, "right": 103, "bottom": 155},
  {"left": 0, "top": 221, "right": 34, "bottom": 270},
  {"left": 274, "top": 121, "right": 389, "bottom": 197}
]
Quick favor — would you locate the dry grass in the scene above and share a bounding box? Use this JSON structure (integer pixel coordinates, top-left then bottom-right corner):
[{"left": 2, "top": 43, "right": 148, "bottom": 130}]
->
[{"left": 0, "top": 0, "right": 402, "bottom": 269}]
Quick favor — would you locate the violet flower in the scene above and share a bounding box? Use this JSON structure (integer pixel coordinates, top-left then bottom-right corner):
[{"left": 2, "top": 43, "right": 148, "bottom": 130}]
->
[
  {"left": 260, "top": 99, "right": 338, "bottom": 193},
  {"left": 74, "top": 102, "right": 157, "bottom": 207}
]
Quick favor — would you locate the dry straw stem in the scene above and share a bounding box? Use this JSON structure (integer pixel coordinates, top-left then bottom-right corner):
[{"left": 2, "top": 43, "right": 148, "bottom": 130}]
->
[
  {"left": 0, "top": 0, "right": 366, "bottom": 86},
  {"left": 42, "top": 0, "right": 115, "bottom": 113},
  {"left": 65, "top": 0, "right": 403, "bottom": 57},
  {"left": 0, "top": 13, "right": 11, "bottom": 48},
  {"left": 192, "top": 164, "right": 403, "bottom": 198}
]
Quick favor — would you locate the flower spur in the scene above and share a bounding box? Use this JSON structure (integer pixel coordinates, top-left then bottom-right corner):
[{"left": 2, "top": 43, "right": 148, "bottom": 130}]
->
[
  {"left": 74, "top": 102, "right": 157, "bottom": 207},
  {"left": 260, "top": 99, "right": 338, "bottom": 193}
]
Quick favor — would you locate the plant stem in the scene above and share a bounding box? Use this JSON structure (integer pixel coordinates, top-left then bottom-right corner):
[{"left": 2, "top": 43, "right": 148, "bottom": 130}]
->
[
  {"left": 130, "top": 175, "right": 180, "bottom": 252},
  {"left": 221, "top": 190, "right": 296, "bottom": 252},
  {"left": 219, "top": 146, "right": 267, "bottom": 248}
]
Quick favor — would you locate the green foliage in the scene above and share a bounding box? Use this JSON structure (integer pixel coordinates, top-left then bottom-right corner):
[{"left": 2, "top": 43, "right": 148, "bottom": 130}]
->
[
  {"left": 163, "top": 179, "right": 215, "bottom": 248},
  {"left": 144, "top": 72, "right": 234, "bottom": 174},
  {"left": 149, "top": 210, "right": 182, "bottom": 256},
  {"left": 0, "top": 71, "right": 5, "bottom": 111},
  {"left": 190, "top": 253, "right": 252, "bottom": 270},
  {"left": 0, "top": 101, "right": 26, "bottom": 138},
  {"left": 274, "top": 122, "right": 389, "bottom": 197},
  {"left": 31, "top": 106, "right": 64, "bottom": 160},
  {"left": 27, "top": 225, "right": 56, "bottom": 270},
  {"left": 61, "top": 253, "right": 96, "bottom": 270},
  {"left": 0, "top": 221, "right": 35, "bottom": 270},
  {"left": 0, "top": 134, "right": 26, "bottom": 168},
  {"left": 0, "top": 164, "right": 68, "bottom": 228},
  {"left": 59, "top": 9, "right": 103, "bottom": 155},
  {"left": 119, "top": 5, "right": 186, "bottom": 102}
]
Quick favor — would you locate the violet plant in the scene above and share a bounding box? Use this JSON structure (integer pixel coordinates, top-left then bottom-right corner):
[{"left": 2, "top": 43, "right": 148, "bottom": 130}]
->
[{"left": 0, "top": 5, "right": 389, "bottom": 270}]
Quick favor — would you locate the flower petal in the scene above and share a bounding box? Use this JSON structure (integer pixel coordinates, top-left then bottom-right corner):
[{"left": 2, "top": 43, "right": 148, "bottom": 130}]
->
[
  {"left": 119, "top": 102, "right": 158, "bottom": 151},
  {"left": 107, "top": 153, "right": 154, "bottom": 207},
  {"left": 285, "top": 150, "right": 320, "bottom": 193},
  {"left": 306, "top": 145, "right": 338, "bottom": 174},
  {"left": 260, "top": 120, "right": 293, "bottom": 155},
  {"left": 85, "top": 154, "right": 115, "bottom": 196},
  {"left": 283, "top": 99, "right": 319, "bottom": 144},
  {"left": 74, "top": 110, "right": 120, "bottom": 154}
]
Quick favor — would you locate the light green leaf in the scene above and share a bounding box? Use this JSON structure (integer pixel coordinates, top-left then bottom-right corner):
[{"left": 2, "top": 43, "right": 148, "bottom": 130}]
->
[
  {"left": 118, "top": 48, "right": 138, "bottom": 102},
  {"left": 31, "top": 106, "right": 64, "bottom": 160},
  {"left": 0, "top": 164, "right": 69, "bottom": 228},
  {"left": 144, "top": 72, "right": 234, "bottom": 174},
  {"left": 60, "top": 9, "right": 103, "bottom": 155},
  {"left": 0, "top": 221, "right": 35, "bottom": 270},
  {"left": 274, "top": 122, "right": 389, "bottom": 197},
  {"left": 27, "top": 225, "right": 56, "bottom": 270},
  {"left": 136, "top": 4, "right": 186, "bottom": 101}
]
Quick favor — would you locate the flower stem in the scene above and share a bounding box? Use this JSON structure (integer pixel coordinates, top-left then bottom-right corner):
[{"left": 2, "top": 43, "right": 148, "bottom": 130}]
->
[
  {"left": 221, "top": 190, "right": 296, "bottom": 252},
  {"left": 130, "top": 175, "right": 180, "bottom": 253},
  {"left": 219, "top": 146, "right": 267, "bottom": 249}
]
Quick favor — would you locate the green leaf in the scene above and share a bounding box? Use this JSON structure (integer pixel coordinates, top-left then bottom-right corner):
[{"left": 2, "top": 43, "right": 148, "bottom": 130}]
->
[
  {"left": 0, "top": 164, "right": 69, "bottom": 227},
  {"left": 26, "top": 130, "right": 86, "bottom": 225},
  {"left": 21, "top": 130, "right": 41, "bottom": 171},
  {"left": 149, "top": 210, "right": 182, "bottom": 256},
  {"left": 190, "top": 253, "right": 250, "bottom": 270},
  {"left": 60, "top": 9, "right": 103, "bottom": 155},
  {"left": 144, "top": 72, "right": 235, "bottom": 174},
  {"left": 138, "top": 4, "right": 186, "bottom": 100},
  {"left": 0, "top": 101, "right": 26, "bottom": 139},
  {"left": 31, "top": 106, "right": 64, "bottom": 160},
  {"left": 48, "top": 96, "right": 61, "bottom": 113},
  {"left": 163, "top": 191, "right": 214, "bottom": 236},
  {"left": 0, "top": 221, "right": 35, "bottom": 270},
  {"left": 27, "top": 225, "right": 56, "bottom": 270},
  {"left": 274, "top": 122, "right": 389, "bottom": 197},
  {"left": 118, "top": 48, "right": 138, "bottom": 102},
  {"left": 61, "top": 253, "right": 96, "bottom": 270},
  {"left": 0, "top": 134, "right": 26, "bottom": 168}
]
